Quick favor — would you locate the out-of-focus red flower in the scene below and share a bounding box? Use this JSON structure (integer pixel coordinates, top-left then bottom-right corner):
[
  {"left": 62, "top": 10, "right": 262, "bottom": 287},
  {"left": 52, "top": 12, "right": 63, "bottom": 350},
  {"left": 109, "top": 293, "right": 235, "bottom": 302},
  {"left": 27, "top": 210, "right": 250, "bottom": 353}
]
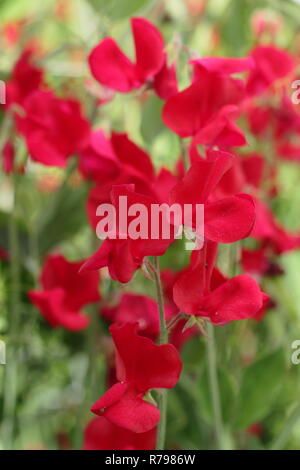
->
[
  {"left": 191, "top": 56, "right": 254, "bottom": 76},
  {"left": 251, "top": 198, "right": 300, "bottom": 254},
  {"left": 18, "top": 90, "right": 90, "bottom": 167},
  {"left": 3, "top": 20, "right": 25, "bottom": 46},
  {"left": 241, "top": 153, "right": 265, "bottom": 189},
  {"left": 246, "top": 103, "right": 272, "bottom": 137},
  {"left": 246, "top": 45, "right": 294, "bottom": 96},
  {"left": 0, "top": 248, "right": 9, "bottom": 261},
  {"left": 2, "top": 141, "right": 15, "bottom": 174},
  {"left": 173, "top": 242, "right": 267, "bottom": 324},
  {"left": 91, "top": 323, "right": 182, "bottom": 433},
  {"left": 2, "top": 141, "right": 24, "bottom": 175},
  {"left": 83, "top": 416, "right": 156, "bottom": 450},
  {"left": 170, "top": 150, "right": 256, "bottom": 243},
  {"left": 89, "top": 18, "right": 165, "bottom": 94},
  {"left": 251, "top": 10, "right": 283, "bottom": 39},
  {"left": 277, "top": 142, "right": 300, "bottom": 162},
  {"left": 102, "top": 293, "right": 173, "bottom": 340},
  {"left": 185, "top": 0, "right": 208, "bottom": 17},
  {"left": 241, "top": 247, "right": 284, "bottom": 278},
  {"left": 28, "top": 254, "right": 100, "bottom": 331},
  {"left": 162, "top": 68, "right": 246, "bottom": 147},
  {"left": 247, "top": 422, "right": 263, "bottom": 437},
  {"left": 81, "top": 184, "right": 174, "bottom": 283},
  {"left": 6, "top": 50, "right": 45, "bottom": 108},
  {"left": 152, "top": 62, "right": 178, "bottom": 100}
]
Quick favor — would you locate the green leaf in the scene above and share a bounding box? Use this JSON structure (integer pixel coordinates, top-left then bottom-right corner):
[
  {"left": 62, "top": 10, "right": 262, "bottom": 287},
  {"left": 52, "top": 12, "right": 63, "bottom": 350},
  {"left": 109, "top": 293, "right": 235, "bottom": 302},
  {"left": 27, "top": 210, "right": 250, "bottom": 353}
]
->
[
  {"left": 234, "top": 349, "right": 285, "bottom": 429},
  {"left": 36, "top": 184, "right": 88, "bottom": 256}
]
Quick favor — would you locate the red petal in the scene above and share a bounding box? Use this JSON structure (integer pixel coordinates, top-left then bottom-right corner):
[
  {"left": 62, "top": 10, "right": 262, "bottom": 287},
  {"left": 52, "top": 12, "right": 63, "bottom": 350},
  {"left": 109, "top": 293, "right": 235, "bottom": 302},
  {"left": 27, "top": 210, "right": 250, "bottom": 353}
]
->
[
  {"left": 28, "top": 288, "right": 89, "bottom": 331},
  {"left": 89, "top": 38, "right": 138, "bottom": 92},
  {"left": 110, "top": 323, "right": 182, "bottom": 391},
  {"left": 205, "top": 194, "right": 255, "bottom": 243},
  {"left": 132, "top": 18, "right": 165, "bottom": 81},
  {"left": 153, "top": 61, "right": 178, "bottom": 99},
  {"left": 202, "top": 274, "right": 265, "bottom": 325},
  {"left": 170, "top": 150, "right": 234, "bottom": 205},
  {"left": 192, "top": 56, "right": 255, "bottom": 77},
  {"left": 104, "top": 392, "right": 160, "bottom": 433},
  {"left": 91, "top": 382, "right": 128, "bottom": 415},
  {"left": 111, "top": 132, "right": 154, "bottom": 181},
  {"left": 83, "top": 416, "right": 156, "bottom": 450},
  {"left": 162, "top": 71, "right": 244, "bottom": 138}
]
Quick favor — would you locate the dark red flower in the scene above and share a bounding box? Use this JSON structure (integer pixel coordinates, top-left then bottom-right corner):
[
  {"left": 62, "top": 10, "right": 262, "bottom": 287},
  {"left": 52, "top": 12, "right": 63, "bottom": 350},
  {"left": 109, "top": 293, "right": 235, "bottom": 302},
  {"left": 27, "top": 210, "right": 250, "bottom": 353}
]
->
[
  {"left": 81, "top": 184, "right": 174, "bottom": 283},
  {"left": 91, "top": 323, "right": 182, "bottom": 433},
  {"left": 251, "top": 198, "right": 300, "bottom": 254},
  {"left": 28, "top": 254, "right": 100, "bottom": 330},
  {"left": 191, "top": 55, "right": 254, "bottom": 77},
  {"left": 89, "top": 18, "right": 165, "bottom": 93},
  {"left": 152, "top": 61, "right": 178, "bottom": 100},
  {"left": 173, "top": 242, "right": 267, "bottom": 324},
  {"left": 6, "top": 49, "right": 45, "bottom": 108},
  {"left": 170, "top": 150, "right": 256, "bottom": 243},
  {"left": 83, "top": 416, "right": 156, "bottom": 450},
  {"left": 102, "top": 293, "right": 173, "bottom": 340},
  {"left": 18, "top": 90, "right": 90, "bottom": 167},
  {"left": 246, "top": 45, "right": 294, "bottom": 96},
  {"left": 162, "top": 68, "right": 246, "bottom": 147}
]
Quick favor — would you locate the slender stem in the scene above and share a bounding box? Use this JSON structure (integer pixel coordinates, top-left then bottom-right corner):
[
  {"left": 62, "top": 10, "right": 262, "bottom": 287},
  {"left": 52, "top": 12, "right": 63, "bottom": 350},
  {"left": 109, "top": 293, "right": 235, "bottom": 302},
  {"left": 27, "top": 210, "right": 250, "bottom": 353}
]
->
[
  {"left": 270, "top": 404, "right": 300, "bottom": 450},
  {"left": 153, "top": 257, "right": 168, "bottom": 344},
  {"left": 153, "top": 257, "right": 168, "bottom": 450},
  {"left": 2, "top": 171, "right": 21, "bottom": 449},
  {"left": 206, "top": 322, "right": 225, "bottom": 450}
]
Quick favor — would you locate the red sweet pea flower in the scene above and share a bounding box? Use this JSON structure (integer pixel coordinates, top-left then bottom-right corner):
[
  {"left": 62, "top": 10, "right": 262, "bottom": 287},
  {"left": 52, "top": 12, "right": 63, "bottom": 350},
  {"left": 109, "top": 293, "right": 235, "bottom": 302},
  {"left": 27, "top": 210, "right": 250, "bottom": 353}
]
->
[
  {"left": 81, "top": 184, "right": 174, "bottom": 283},
  {"left": 162, "top": 68, "right": 246, "bottom": 147},
  {"left": 173, "top": 243, "right": 266, "bottom": 324},
  {"left": 251, "top": 198, "right": 300, "bottom": 254},
  {"left": 83, "top": 416, "right": 156, "bottom": 450},
  {"left": 102, "top": 293, "right": 173, "bottom": 340},
  {"left": 246, "top": 45, "right": 295, "bottom": 96},
  {"left": 6, "top": 49, "right": 45, "bottom": 108},
  {"left": 241, "top": 247, "right": 284, "bottom": 278},
  {"left": 89, "top": 18, "right": 165, "bottom": 93},
  {"left": 277, "top": 142, "right": 300, "bottom": 162},
  {"left": 246, "top": 103, "right": 272, "bottom": 137},
  {"left": 80, "top": 130, "right": 155, "bottom": 184},
  {"left": 170, "top": 149, "right": 256, "bottom": 243},
  {"left": 28, "top": 254, "right": 100, "bottom": 331},
  {"left": 91, "top": 323, "right": 182, "bottom": 433},
  {"left": 18, "top": 90, "right": 90, "bottom": 167},
  {"left": 152, "top": 61, "right": 178, "bottom": 100},
  {"left": 191, "top": 55, "right": 254, "bottom": 76}
]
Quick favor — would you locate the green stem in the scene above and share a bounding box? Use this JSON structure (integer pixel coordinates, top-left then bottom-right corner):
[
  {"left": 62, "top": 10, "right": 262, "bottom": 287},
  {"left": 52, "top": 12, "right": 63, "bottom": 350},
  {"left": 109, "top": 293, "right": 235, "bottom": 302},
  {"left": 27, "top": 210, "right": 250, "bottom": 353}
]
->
[
  {"left": 2, "top": 171, "right": 21, "bottom": 449},
  {"left": 206, "top": 322, "right": 225, "bottom": 450},
  {"left": 153, "top": 257, "right": 168, "bottom": 450},
  {"left": 270, "top": 404, "right": 300, "bottom": 450}
]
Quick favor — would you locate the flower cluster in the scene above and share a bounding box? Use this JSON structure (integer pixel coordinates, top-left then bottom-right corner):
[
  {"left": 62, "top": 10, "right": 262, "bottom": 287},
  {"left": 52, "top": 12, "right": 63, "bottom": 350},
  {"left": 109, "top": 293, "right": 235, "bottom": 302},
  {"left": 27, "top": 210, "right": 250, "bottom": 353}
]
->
[{"left": 2, "top": 8, "right": 300, "bottom": 451}]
